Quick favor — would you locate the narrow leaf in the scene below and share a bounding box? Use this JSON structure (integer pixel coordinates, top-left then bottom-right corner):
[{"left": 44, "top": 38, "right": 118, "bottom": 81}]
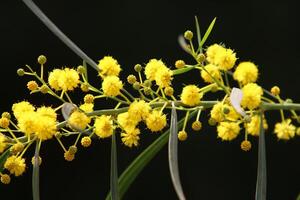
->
[
  {"left": 169, "top": 102, "right": 186, "bottom": 200},
  {"left": 0, "top": 148, "right": 11, "bottom": 173},
  {"left": 255, "top": 113, "right": 267, "bottom": 200},
  {"left": 22, "top": 0, "right": 99, "bottom": 71},
  {"left": 105, "top": 110, "right": 197, "bottom": 200},
  {"left": 172, "top": 66, "right": 196, "bottom": 75},
  {"left": 194, "top": 16, "right": 202, "bottom": 53},
  {"left": 110, "top": 133, "right": 119, "bottom": 200},
  {"left": 200, "top": 17, "right": 217, "bottom": 47},
  {"left": 32, "top": 140, "right": 40, "bottom": 200},
  {"left": 83, "top": 60, "right": 89, "bottom": 82}
]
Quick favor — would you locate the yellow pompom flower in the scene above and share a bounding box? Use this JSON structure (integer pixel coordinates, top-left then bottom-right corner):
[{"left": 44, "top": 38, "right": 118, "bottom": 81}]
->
[
  {"left": 102, "top": 76, "right": 123, "bottom": 97},
  {"left": 36, "top": 106, "right": 57, "bottom": 120},
  {"left": 48, "top": 69, "right": 63, "bottom": 91},
  {"left": 4, "top": 156, "right": 26, "bottom": 176},
  {"left": 0, "top": 174, "right": 11, "bottom": 184},
  {"left": 0, "top": 134, "right": 7, "bottom": 153},
  {"left": 79, "top": 103, "right": 94, "bottom": 113},
  {"left": 274, "top": 119, "right": 296, "bottom": 140},
  {"left": 217, "top": 122, "right": 240, "bottom": 141},
  {"left": 35, "top": 115, "right": 57, "bottom": 140},
  {"left": 180, "top": 85, "right": 203, "bottom": 106},
  {"left": 233, "top": 62, "right": 258, "bottom": 85},
  {"left": 214, "top": 48, "right": 237, "bottom": 71},
  {"left": 117, "top": 112, "right": 138, "bottom": 132},
  {"left": 59, "top": 68, "right": 80, "bottom": 91},
  {"left": 12, "top": 101, "right": 35, "bottom": 120},
  {"left": 121, "top": 128, "right": 140, "bottom": 148},
  {"left": 240, "top": 140, "right": 252, "bottom": 151},
  {"left": 245, "top": 115, "right": 268, "bottom": 136},
  {"left": 155, "top": 67, "right": 173, "bottom": 88},
  {"left": 68, "top": 111, "right": 91, "bottom": 131},
  {"left": 17, "top": 111, "right": 39, "bottom": 136},
  {"left": 144, "top": 59, "right": 167, "bottom": 81},
  {"left": 241, "top": 83, "right": 263, "bottom": 110},
  {"left": 145, "top": 110, "right": 167, "bottom": 132},
  {"left": 128, "top": 100, "right": 151, "bottom": 122},
  {"left": 201, "top": 64, "right": 221, "bottom": 83},
  {"left": 178, "top": 130, "right": 188, "bottom": 141},
  {"left": 210, "top": 102, "right": 240, "bottom": 123},
  {"left": 94, "top": 115, "right": 114, "bottom": 138},
  {"left": 98, "top": 56, "right": 121, "bottom": 77},
  {"left": 206, "top": 44, "right": 225, "bottom": 65},
  {"left": 81, "top": 136, "right": 92, "bottom": 147}
]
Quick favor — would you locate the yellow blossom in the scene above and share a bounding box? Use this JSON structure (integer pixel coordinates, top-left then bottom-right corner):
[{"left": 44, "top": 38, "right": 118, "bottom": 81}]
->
[
  {"left": 0, "top": 134, "right": 7, "bottom": 153},
  {"left": 128, "top": 100, "right": 151, "bottom": 122},
  {"left": 79, "top": 103, "right": 94, "bottom": 113},
  {"left": 180, "top": 85, "right": 203, "bottom": 106},
  {"left": 144, "top": 59, "right": 167, "bottom": 81},
  {"left": 27, "top": 81, "right": 38, "bottom": 91},
  {"left": 210, "top": 102, "right": 240, "bottom": 122},
  {"left": 217, "top": 122, "right": 240, "bottom": 141},
  {"left": 17, "top": 111, "right": 39, "bottom": 135},
  {"left": 35, "top": 116, "right": 57, "bottom": 140},
  {"left": 121, "top": 128, "right": 140, "bottom": 148},
  {"left": 0, "top": 117, "right": 9, "bottom": 129},
  {"left": 178, "top": 130, "right": 188, "bottom": 141},
  {"left": 102, "top": 75, "right": 123, "bottom": 96},
  {"left": 233, "top": 62, "right": 258, "bottom": 85},
  {"left": 155, "top": 67, "right": 173, "bottom": 88},
  {"left": 12, "top": 101, "right": 35, "bottom": 120},
  {"left": 201, "top": 64, "right": 221, "bottom": 83},
  {"left": 36, "top": 106, "right": 57, "bottom": 120},
  {"left": 81, "top": 136, "right": 92, "bottom": 147},
  {"left": 214, "top": 48, "right": 237, "bottom": 71},
  {"left": 0, "top": 174, "right": 11, "bottom": 184},
  {"left": 117, "top": 112, "right": 138, "bottom": 132},
  {"left": 98, "top": 56, "right": 121, "bottom": 77},
  {"left": 94, "top": 115, "right": 114, "bottom": 138},
  {"left": 206, "top": 44, "right": 225, "bottom": 65},
  {"left": 241, "top": 140, "right": 252, "bottom": 151},
  {"left": 48, "top": 68, "right": 80, "bottom": 91},
  {"left": 68, "top": 111, "right": 91, "bottom": 131},
  {"left": 241, "top": 83, "right": 263, "bottom": 110},
  {"left": 4, "top": 156, "right": 26, "bottom": 176},
  {"left": 64, "top": 151, "right": 75, "bottom": 161},
  {"left": 274, "top": 119, "right": 296, "bottom": 140},
  {"left": 245, "top": 115, "right": 268, "bottom": 136},
  {"left": 145, "top": 110, "right": 167, "bottom": 132},
  {"left": 48, "top": 69, "right": 63, "bottom": 91}
]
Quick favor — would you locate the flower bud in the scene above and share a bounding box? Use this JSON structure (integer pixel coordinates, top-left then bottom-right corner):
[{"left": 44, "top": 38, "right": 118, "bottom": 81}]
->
[
  {"left": 175, "top": 60, "right": 185, "bottom": 69},
  {"left": 164, "top": 86, "right": 174, "bottom": 96},
  {"left": 1, "top": 112, "right": 11, "bottom": 119},
  {"left": 0, "top": 117, "right": 9, "bottom": 129},
  {"left": 84, "top": 94, "right": 94, "bottom": 104},
  {"left": 134, "top": 64, "right": 142, "bottom": 72},
  {"left": 11, "top": 143, "right": 24, "bottom": 154},
  {"left": 270, "top": 86, "right": 280, "bottom": 96},
  {"left": 222, "top": 106, "right": 230, "bottom": 115},
  {"left": 64, "top": 151, "right": 75, "bottom": 161},
  {"left": 77, "top": 65, "right": 85, "bottom": 74},
  {"left": 240, "top": 140, "right": 251, "bottom": 151},
  {"left": 178, "top": 130, "right": 188, "bottom": 141},
  {"left": 192, "top": 121, "right": 202, "bottom": 131},
  {"left": 0, "top": 174, "right": 11, "bottom": 184},
  {"left": 27, "top": 81, "right": 38, "bottom": 91},
  {"left": 208, "top": 118, "right": 217, "bottom": 126},
  {"left": 17, "top": 68, "right": 25, "bottom": 76},
  {"left": 144, "top": 87, "right": 152, "bottom": 96},
  {"left": 133, "top": 82, "right": 140, "bottom": 90},
  {"left": 68, "top": 145, "right": 78, "bottom": 154},
  {"left": 127, "top": 74, "right": 137, "bottom": 84},
  {"left": 197, "top": 54, "right": 206, "bottom": 63},
  {"left": 81, "top": 83, "right": 89, "bottom": 92},
  {"left": 243, "top": 115, "right": 251, "bottom": 123},
  {"left": 184, "top": 30, "right": 193, "bottom": 40},
  {"left": 40, "top": 85, "right": 49, "bottom": 94},
  {"left": 37, "top": 55, "right": 47, "bottom": 65},
  {"left": 81, "top": 136, "right": 92, "bottom": 147},
  {"left": 143, "top": 80, "right": 152, "bottom": 87}
]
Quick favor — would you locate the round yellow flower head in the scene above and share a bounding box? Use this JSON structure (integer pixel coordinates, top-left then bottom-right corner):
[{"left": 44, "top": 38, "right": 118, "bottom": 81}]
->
[
  {"left": 4, "top": 156, "right": 26, "bottom": 176},
  {"left": 270, "top": 86, "right": 280, "bottom": 96},
  {"left": 27, "top": 80, "right": 38, "bottom": 91},
  {"left": 206, "top": 44, "right": 225, "bottom": 65},
  {"left": 128, "top": 100, "right": 151, "bottom": 122},
  {"left": 117, "top": 112, "right": 138, "bottom": 132},
  {"left": 146, "top": 110, "right": 167, "bottom": 132},
  {"left": 79, "top": 103, "right": 94, "bottom": 113},
  {"left": 48, "top": 69, "right": 63, "bottom": 91},
  {"left": 17, "top": 111, "right": 38, "bottom": 136},
  {"left": 274, "top": 119, "right": 296, "bottom": 140},
  {"left": 68, "top": 110, "right": 91, "bottom": 131},
  {"left": 245, "top": 115, "right": 268, "bottom": 136},
  {"left": 36, "top": 106, "right": 57, "bottom": 120},
  {"left": 0, "top": 117, "right": 9, "bottom": 129},
  {"left": 155, "top": 67, "right": 173, "bottom": 88},
  {"left": 192, "top": 121, "right": 202, "bottom": 131},
  {"left": 102, "top": 75, "right": 123, "bottom": 97},
  {"left": 180, "top": 85, "right": 203, "bottom": 106},
  {"left": 175, "top": 60, "right": 185, "bottom": 69},
  {"left": 81, "top": 136, "right": 92, "bottom": 147},
  {"left": 241, "top": 83, "right": 263, "bottom": 110},
  {"left": 12, "top": 101, "right": 35, "bottom": 120},
  {"left": 121, "top": 128, "right": 140, "bottom": 148},
  {"left": 94, "top": 115, "right": 114, "bottom": 138},
  {"left": 98, "top": 56, "right": 121, "bottom": 77},
  {"left": 0, "top": 134, "right": 7, "bottom": 153},
  {"left": 11, "top": 143, "right": 24, "bottom": 154},
  {"left": 64, "top": 151, "right": 75, "bottom": 162},
  {"left": 84, "top": 94, "right": 94, "bottom": 104},
  {"left": 214, "top": 48, "right": 237, "bottom": 71},
  {"left": 201, "top": 64, "right": 221, "bottom": 83},
  {"left": 59, "top": 68, "right": 80, "bottom": 91},
  {"left": 233, "top": 62, "right": 258, "bottom": 85},
  {"left": 144, "top": 59, "right": 168, "bottom": 81},
  {"left": 210, "top": 102, "right": 240, "bottom": 123},
  {"left": 240, "top": 140, "right": 252, "bottom": 151},
  {"left": 178, "top": 130, "right": 188, "bottom": 141},
  {"left": 0, "top": 174, "right": 11, "bottom": 184},
  {"left": 35, "top": 115, "right": 57, "bottom": 140},
  {"left": 217, "top": 122, "right": 240, "bottom": 141}
]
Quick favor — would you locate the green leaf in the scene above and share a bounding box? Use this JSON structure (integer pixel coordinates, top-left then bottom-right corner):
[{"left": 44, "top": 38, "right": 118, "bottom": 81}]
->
[
  {"left": 83, "top": 60, "right": 89, "bottom": 82},
  {"left": 105, "top": 110, "right": 197, "bottom": 200},
  {"left": 172, "top": 66, "right": 196, "bottom": 75},
  {"left": 0, "top": 148, "right": 11, "bottom": 173},
  {"left": 110, "top": 133, "right": 119, "bottom": 200},
  {"left": 194, "top": 16, "right": 202, "bottom": 53},
  {"left": 255, "top": 113, "right": 267, "bottom": 200},
  {"left": 22, "top": 0, "right": 99, "bottom": 71},
  {"left": 199, "top": 17, "right": 217, "bottom": 47},
  {"left": 168, "top": 102, "right": 186, "bottom": 200},
  {"left": 32, "top": 140, "right": 40, "bottom": 200},
  {"left": 297, "top": 193, "right": 300, "bottom": 200}
]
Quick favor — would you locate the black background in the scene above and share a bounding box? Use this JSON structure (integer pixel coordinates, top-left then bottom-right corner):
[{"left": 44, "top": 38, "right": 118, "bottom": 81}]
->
[{"left": 0, "top": 0, "right": 300, "bottom": 200}]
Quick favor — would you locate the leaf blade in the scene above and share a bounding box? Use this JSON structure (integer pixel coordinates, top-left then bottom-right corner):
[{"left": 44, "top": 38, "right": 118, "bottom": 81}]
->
[
  {"left": 110, "top": 133, "right": 119, "bottom": 200},
  {"left": 194, "top": 16, "right": 202, "bottom": 53},
  {"left": 172, "top": 66, "right": 196, "bottom": 75},
  {"left": 255, "top": 113, "right": 267, "bottom": 200},
  {"left": 168, "top": 102, "right": 186, "bottom": 200},
  {"left": 32, "top": 140, "right": 40, "bottom": 200},
  {"left": 200, "top": 17, "right": 217, "bottom": 47}
]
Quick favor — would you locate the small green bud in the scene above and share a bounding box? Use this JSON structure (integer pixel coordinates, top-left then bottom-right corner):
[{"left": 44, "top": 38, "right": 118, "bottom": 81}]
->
[
  {"left": 40, "top": 85, "right": 49, "bottom": 94},
  {"left": 55, "top": 132, "right": 62, "bottom": 139},
  {"left": 184, "top": 30, "right": 193, "bottom": 40},
  {"left": 77, "top": 65, "right": 85, "bottom": 74},
  {"left": 192, "top": 121, "right": 202, "bottom": 131},
  {"left": 144, "top": 87, "right": 152, "bottom": 95},
  {"left": 134, "top": 64, "right": 142, "bottom": 72},
  {"left": 285, "top": 98, "right": 293, "bottom": 103},
  {"left": 143, "top": 80, "right": 152, "bottom": 87},
  {"left": 243, "top": 115, "right": 251, "bottom": 123},
  {"left": 211, "top": 85, "right": 219, "bottom": 93},
  {"left": 164, "top": 86, "right": 174, "bottom": 96},
  {"left": 197, "top": 54, "right": 206, "bottom": 63},
  {"left": 81, "top": 83, "right": 89, "bottom": 92},
  {"left": 68, "top": 145, "right": 78, "bottom": 154},
  {"left": 17, "top": 68, "right": 25, "bottom": 76},
  {"left": 175, "top": 60, "right": 186, "bottom": 69},
  {"left": 1, "top": 112, "right": 11, "bottom": 119},
  {"left": 222, "top": 106, "right": 230, "bottom": 115},
  {"left": 37, "top": 55, "right": 47, "bottom": 65},
  {"left": 133, "top": 82, "right": 140, "bottom": 90},
  {"left": 127, "top": 74, "right": 137, "bottom": 84},
  {"left": 208, "top": 118, "right": 217, "bottom": 126}
]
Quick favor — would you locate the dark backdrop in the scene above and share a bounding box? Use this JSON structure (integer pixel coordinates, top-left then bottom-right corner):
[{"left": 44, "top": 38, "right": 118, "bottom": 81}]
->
[{"left": 0, "top": 0, "right": 299, "bottom": 200}]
